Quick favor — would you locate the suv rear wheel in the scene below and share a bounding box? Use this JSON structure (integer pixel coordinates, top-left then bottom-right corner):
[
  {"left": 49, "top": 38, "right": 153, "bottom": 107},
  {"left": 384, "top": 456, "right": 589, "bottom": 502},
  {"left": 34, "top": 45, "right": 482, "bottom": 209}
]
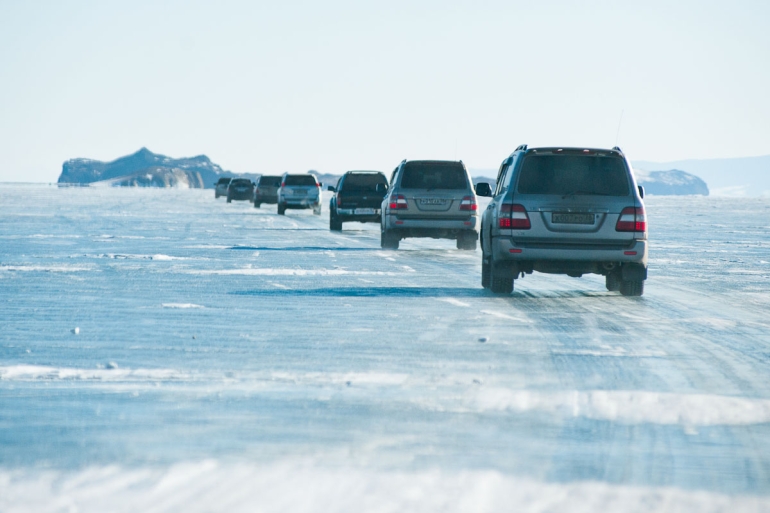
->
[
  {"left": 330, "top": 212, "right": 342, "bottom": 231},
  {"left": 277, "top": 203, "right": 286, "bottom": 215},
  {"left": 481, "top": 257, "right": 491, "bottom": 288},
  {"left": 489, "top": 260, "right": 513, "bottom": 294},
  {"left": 381, "top": 229, "right": 399, "bottom": 250},
  {"left": 619, "top": 279, "right": 644, "bottom": 297},
  {"left": 254, "top": 201, "right": 261, "bottom": 208}
]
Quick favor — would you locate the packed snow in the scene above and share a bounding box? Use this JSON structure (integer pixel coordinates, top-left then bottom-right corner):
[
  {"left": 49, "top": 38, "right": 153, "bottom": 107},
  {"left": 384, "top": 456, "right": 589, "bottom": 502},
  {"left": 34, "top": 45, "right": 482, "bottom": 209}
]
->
[{"left": 1, "top": 184, "right": 769, "bottom": 512}]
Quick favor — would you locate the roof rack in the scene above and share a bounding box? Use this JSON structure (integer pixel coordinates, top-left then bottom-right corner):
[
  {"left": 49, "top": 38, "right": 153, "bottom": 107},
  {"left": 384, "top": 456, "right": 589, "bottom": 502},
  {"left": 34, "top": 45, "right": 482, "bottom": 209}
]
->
[{"left": 515, "top": 144, "right": 528, "bottom": 152}]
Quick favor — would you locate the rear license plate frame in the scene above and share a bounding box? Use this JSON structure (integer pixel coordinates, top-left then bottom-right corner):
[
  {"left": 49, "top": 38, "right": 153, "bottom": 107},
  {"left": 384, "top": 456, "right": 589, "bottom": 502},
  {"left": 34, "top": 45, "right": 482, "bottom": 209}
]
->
[
  {"left": 552, "top": 212, "right": 595, "bottom": 224},
  {"left": 418, "top": 198, "right": 447, "bottom": 206}
]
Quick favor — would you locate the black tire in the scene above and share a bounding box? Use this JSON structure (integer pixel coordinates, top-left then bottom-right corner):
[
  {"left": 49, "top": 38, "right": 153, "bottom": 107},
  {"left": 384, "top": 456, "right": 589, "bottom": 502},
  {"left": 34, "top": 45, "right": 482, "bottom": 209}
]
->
[
  {"left": 489, "top": 260, "right": 513, "bottom": 294},
  {"left": 254, "top": 201, "right": 261, "bottom": 208},
  {"left": 380, "top": 229, "right": 399, "bottom": 250},
  {"left": 227, "top": 197, "right": 232, "bottom": 203},
  {"left": 277, "top": 203, "right": 286, "bottom": 215},
  {"left": 313, "top": 206, "right": 321, "bottom": 216},
  {"left": 605, "top": 271, "right": 621, "bottom": 292},
  {"left": 330, "top": 213, "right": 342, "bottom": 231},
  {"left": 481, "top": 257, "right": 491, "bottom": 289},
  {"left": 619, "top": 279, "right": 644, "bottom": 297}
]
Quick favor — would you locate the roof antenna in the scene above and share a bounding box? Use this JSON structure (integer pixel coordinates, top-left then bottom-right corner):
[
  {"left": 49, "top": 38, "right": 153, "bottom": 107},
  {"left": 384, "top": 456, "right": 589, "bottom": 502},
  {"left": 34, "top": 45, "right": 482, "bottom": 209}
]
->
[{"left": 614, "top": 109, "right": 624, "bottom": 147}]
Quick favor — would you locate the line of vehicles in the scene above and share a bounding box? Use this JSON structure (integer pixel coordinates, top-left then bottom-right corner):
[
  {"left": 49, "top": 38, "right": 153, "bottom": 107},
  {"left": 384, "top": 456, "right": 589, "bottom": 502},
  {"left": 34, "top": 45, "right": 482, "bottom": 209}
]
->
[{"left": 214, "top": 145, "right": 648, "bottom": 296}]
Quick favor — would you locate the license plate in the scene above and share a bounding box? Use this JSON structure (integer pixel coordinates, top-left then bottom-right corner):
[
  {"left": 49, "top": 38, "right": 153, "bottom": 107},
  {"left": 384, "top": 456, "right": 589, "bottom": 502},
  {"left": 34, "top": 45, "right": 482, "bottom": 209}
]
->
[
  {"left": 552, "top": 212, "right": 595, "bottom": 224},
  {"left": 419, "top": 198, "right": 446, "bottom": 205},
  {"left": 354, "top": 208, "right": 376, "bottom": 215},
  {"left": 293, "top": 189, "right": 307, "bottom": 195}
]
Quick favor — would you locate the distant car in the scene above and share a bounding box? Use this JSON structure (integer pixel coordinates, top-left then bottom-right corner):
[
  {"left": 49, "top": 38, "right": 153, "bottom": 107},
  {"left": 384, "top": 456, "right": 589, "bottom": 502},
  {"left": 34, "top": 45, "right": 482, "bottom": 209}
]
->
[
  {"left": 328, "top": 171, "right": 388, "bottom": 231},
  {"left": 227, "top": 178, "right": 255, "bottom": 203},
  {"left": 277, "top": 173, "right": 322, "bottom": 215},
  {"left": 380, "top": 160, "right": 479, "bottom": 250},
  {"left": 478, "top": 145, "right": 648, "bottom": 296},
  {"left": 253, "top": 175, "right": 282, "bottom": 208},
  {"left": 214, "top": 177, "right": 231, "bottom": 198}
]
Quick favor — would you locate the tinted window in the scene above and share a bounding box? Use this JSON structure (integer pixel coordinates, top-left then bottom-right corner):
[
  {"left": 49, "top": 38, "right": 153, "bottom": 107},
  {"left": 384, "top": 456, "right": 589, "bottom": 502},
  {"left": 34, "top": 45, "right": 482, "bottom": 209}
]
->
[
  {"left": 517, "top": 155, "right": 630, "bottom": 196},
  {"left": 400, "top": 162, "right": 468, "bottom": 190},
  {"left": 285, "top": 175, "right": 317, "bottom": 186},
  {"left": 217, "top": 178, "right": 231, "bottom": 184},
  {"left": 231, "top": 179, "right": 252, "bottom": 185},
  {"left": 259, "top": 176, "right": 282, "bottom": 186},
  {"left": 341, "top": 173, "right": 387, "bottom": 192}
]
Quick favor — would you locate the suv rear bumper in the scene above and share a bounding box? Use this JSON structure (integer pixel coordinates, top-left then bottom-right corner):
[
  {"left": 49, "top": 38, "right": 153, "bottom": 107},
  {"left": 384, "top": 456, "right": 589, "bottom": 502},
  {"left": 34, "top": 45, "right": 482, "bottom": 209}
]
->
[
  {"left": 491, "top": 236, "right": 647, "bottom": 276},
  {"left": 492, "top": 236, "right": 647, "bottom": 262},
  {"left": 383, "top": 215, "right": 478, "bottom": 239},
  {"left": 384, "top": 215, "right": 477, "bottom": 230},
  {"left": 281, "top": 197, "right": 320, "bottom": 207},
  {"left": 228, "top": 191, "right": 253, "bottom": 200}
]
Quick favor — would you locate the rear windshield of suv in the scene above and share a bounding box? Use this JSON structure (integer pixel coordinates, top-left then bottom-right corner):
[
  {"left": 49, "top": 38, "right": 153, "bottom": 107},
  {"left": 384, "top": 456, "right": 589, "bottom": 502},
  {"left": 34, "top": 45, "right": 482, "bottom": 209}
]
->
[
  {"left": 517, "top": 154, "right": 630, "bottom": 196},
  {"left": 231, "top": 179, "right": 252, "bottom": 185},
  {"left": 259, "top": 176, "right": 282, "bottom": 186},
  {"left": 400, "top": 162, "right": 468, "bottom": 190},
  {"left": 217, "top": 178, "right": 231, "bottom": 184},
  {"left": 285, "top": 175, "right": 317, "bottom": 186},
  {"left": 342, "top": 173, "right": 387, "bottom": 191}
]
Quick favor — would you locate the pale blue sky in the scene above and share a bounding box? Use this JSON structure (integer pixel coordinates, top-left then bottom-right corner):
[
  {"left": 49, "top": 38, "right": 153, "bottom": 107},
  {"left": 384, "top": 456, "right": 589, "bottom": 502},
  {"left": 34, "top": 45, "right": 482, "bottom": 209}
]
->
[{"left": 1, "top": 0, "right": 769, "bottom": 181}]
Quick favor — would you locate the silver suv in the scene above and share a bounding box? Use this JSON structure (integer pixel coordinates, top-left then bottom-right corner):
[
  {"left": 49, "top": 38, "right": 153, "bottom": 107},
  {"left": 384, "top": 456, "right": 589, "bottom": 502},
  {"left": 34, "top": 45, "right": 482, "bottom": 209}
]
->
[
  {"left": 478, "top": 145, "right": 648, "bottom": 296},
  {"left": 380, "top": 160, "right": 479, "bottom": 250},
  {"left": 277, "top": 173, "right": 322, "bottom": 215}
]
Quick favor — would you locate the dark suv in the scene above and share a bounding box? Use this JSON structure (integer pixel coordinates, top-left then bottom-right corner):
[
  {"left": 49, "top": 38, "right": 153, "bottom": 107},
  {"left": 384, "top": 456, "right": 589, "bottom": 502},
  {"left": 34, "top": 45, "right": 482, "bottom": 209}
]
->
[
  {"left": 253, "top": 175, "right": 282, "bottom": 208},
  {"left": 478, "top": 145, "right": 648, "bottom": 296},
  {"left": 328, "top": 171, "right": 388, "bottom": 231},
  {"left": 226, "top": 178, "right": 255, "bottom": 203},
  {"left": 380, "top": 160, "right": 479, "bottom": 250}
]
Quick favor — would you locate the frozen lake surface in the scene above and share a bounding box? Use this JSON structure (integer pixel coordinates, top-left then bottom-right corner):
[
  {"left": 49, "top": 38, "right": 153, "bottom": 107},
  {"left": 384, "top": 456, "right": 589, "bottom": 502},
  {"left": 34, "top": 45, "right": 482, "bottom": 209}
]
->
[{"left": 1, "top": 184, "right": 770, "bottom": 512}]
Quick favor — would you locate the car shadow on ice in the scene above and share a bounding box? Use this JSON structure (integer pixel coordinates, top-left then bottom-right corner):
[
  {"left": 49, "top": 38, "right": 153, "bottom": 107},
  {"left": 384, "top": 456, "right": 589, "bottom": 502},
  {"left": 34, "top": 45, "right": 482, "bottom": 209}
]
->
[{"left": 231, "top": 286, "right": 488, "bottom": 298}]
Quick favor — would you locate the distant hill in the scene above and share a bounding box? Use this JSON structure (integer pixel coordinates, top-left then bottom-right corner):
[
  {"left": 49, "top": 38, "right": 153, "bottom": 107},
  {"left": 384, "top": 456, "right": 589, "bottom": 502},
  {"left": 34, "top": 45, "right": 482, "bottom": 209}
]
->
[
  {"left": 89, "top": 167, "right": 206, "bottom": 188},
  {"left": 633, "top": 155, "right": 770, "bottom": 197},
  {"left": 634, "top": 169, "right": 708, "bottom": 196},
  {"left": 58, "top": 148, "right": 238, "bottom": 189}
]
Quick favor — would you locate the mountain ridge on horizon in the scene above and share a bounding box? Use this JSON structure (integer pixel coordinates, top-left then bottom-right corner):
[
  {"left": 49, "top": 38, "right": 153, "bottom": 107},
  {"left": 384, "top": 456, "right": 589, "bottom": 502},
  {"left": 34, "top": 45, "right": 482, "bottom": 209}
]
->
[{"left": 57, "top": 148, "right": 237, "bottom": 189}]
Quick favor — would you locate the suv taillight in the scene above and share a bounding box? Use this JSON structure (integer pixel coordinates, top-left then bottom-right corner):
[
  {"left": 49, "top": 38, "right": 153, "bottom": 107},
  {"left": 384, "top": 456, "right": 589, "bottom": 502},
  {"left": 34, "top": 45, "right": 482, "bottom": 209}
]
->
[
  {"left": 499, "top": 203, "right": 530, "bottom": 229},
  {"left": 336, "top": 194, "right": 342, "bottom": 207},
  {"left": 459, "top": 196, "right": 477, "bottom": 211},
  {"left": 389, "top": 194, "right": 408, "bottom": 210},
  {"left": 616, "top": 207, "right": 646, "bottom": 233},
  {"left": 280, "top": 182, "right": 286, "bottom": 187}
]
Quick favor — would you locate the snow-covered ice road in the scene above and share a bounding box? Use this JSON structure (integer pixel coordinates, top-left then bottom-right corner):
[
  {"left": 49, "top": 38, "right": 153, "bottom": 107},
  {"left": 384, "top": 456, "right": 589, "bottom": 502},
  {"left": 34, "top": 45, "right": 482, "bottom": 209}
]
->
[{"left": 1, "top": 184, "right": 769, "bottom": 512}]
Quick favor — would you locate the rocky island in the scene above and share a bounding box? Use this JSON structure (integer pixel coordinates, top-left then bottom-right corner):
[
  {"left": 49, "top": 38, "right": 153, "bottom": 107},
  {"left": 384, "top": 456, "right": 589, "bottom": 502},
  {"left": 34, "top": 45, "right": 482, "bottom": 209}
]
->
[
  {"left": 634, "top": 168, "right": 709, "bottom": 196},
  {"left": 57, "top": 148, "right": 236, "bottom": 189}
]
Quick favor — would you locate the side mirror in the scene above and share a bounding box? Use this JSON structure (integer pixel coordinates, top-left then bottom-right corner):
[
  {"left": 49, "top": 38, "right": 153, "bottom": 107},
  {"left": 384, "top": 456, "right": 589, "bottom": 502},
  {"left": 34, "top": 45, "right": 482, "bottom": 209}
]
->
[
  {"left": 376, "top": 183, "right": 388, "bottom": 193},
  {"left": 638, "top": 185, "right": 645, "bottom": 199},
  {"left": 475, "top": 182, "right": 492, "bottom": 197},
  {"left": 327, "top": 186, "right": 336, "bottom": 192}
]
